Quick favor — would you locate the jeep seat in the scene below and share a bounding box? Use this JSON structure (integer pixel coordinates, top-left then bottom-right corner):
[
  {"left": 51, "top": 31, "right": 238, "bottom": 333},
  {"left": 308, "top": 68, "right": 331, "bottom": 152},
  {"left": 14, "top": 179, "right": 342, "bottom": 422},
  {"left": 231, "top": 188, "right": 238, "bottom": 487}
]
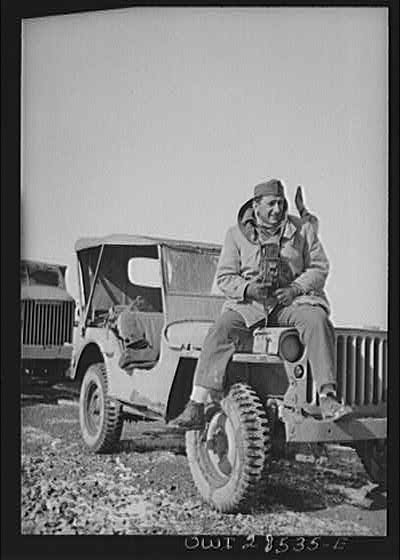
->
[{"left": 117, "top": 311, "right": 164, "bottom": 369}]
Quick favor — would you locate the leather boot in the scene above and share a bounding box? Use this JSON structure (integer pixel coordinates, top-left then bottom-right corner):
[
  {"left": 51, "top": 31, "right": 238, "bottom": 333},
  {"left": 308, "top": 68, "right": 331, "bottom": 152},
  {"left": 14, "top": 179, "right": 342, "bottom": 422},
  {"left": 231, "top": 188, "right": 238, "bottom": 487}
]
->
[
  {"left": 319, "top": 394, "right": 352, "bottom": 422},
  {"left": 169, "top": 400, "right": 205, "bottom": 431}
]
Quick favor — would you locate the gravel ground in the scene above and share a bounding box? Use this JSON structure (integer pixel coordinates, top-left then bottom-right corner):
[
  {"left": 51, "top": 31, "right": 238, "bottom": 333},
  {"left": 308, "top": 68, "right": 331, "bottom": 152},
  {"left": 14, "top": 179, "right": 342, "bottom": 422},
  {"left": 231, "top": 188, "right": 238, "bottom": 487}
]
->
[{"left": 20, "top": 383, "right": 387, "bottom": 536}]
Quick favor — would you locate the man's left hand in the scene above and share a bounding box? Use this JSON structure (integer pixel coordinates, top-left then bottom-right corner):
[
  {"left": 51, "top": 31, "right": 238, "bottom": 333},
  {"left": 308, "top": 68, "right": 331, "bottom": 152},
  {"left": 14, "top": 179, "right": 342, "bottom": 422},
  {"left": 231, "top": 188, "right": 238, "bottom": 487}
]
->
[{"left": 274, "top": 287, "right": 297, "bottom": 306}]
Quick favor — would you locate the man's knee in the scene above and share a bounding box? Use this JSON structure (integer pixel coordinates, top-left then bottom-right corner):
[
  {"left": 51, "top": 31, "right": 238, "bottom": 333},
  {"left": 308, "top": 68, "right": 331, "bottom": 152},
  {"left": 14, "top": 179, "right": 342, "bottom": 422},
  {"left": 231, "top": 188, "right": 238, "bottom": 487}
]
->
[
  {"left": 308, "top": 306, "right": 329, "bottom": 326},
  {"left": 294, "top": 306, "right": 331, "bottom": 332}
]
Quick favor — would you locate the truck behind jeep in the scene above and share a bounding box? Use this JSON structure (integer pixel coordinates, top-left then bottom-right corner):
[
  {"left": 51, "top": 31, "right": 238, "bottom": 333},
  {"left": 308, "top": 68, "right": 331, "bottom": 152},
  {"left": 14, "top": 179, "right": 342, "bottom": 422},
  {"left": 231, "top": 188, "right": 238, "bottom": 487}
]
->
[
  {"left": 70, "top": 234, "right": 387, "bottom": 512},
  {"left": 21, "top": 259, "right": 75, "bottom": 382}
]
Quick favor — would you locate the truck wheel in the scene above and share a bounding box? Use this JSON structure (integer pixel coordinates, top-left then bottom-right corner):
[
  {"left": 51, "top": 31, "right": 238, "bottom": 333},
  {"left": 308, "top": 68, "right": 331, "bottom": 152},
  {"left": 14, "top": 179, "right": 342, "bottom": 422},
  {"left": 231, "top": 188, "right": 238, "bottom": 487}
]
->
[
  {"left": 79, "top": 363, "right": 123, "bottom": 453},
  {"left": 186, "top": 383, "right": 271, "bottom": 512},
  {"left": 355, "top": 439, "right": 387, "bottom": 486}
]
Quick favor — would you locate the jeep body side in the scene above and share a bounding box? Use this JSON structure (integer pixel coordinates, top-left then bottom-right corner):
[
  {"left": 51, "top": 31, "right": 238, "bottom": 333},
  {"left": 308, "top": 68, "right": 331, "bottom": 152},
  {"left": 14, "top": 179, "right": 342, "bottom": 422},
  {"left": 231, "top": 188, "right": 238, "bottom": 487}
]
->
[{"left": 70, "top": 236, "right": 223, "bottom": 415}]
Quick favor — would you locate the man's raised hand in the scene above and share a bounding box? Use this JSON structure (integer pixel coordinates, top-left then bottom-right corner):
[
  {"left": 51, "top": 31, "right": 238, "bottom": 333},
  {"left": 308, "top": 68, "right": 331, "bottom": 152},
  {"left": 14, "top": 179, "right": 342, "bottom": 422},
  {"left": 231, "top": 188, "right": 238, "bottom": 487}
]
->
[{"left": 295, "top": 186, "right": 305, "bottom": 217}]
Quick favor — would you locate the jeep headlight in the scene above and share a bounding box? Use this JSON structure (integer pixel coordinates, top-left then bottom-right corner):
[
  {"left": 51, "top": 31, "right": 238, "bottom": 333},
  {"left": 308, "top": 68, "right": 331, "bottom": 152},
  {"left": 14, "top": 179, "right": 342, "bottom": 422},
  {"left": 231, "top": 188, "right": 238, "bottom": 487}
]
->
[{"left": 279, "top": 330, "right": 304, "bottom": 363}]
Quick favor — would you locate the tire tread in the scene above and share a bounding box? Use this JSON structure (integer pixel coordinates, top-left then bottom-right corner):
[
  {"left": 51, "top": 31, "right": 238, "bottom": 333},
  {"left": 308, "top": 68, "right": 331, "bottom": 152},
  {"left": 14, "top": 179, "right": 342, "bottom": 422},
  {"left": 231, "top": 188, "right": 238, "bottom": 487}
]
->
[{"left": 186, "top": 382, "right": 271, "bottom": 512}]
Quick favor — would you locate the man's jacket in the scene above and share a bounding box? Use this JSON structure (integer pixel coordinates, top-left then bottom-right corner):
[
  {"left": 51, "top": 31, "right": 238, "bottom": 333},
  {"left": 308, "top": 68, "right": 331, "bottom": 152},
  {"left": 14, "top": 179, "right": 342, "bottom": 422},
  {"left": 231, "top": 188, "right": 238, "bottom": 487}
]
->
[{"left": 213, "top": 203, "right": 331, "bottom": 328}]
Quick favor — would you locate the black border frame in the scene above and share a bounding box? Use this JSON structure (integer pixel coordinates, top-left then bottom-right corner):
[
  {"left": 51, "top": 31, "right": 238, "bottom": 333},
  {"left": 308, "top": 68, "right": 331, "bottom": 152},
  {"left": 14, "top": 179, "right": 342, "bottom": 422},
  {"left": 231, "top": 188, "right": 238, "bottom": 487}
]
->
[{"left": 2, "top": 1, "right": 398, "bottom": 559}]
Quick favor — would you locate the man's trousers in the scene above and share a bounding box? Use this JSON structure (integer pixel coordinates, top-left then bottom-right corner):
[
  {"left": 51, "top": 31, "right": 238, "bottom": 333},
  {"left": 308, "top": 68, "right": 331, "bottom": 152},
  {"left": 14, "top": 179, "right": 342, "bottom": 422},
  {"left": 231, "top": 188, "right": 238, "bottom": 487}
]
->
[{"left": 193, "top": 304, "right": 336, "bottom": 393}]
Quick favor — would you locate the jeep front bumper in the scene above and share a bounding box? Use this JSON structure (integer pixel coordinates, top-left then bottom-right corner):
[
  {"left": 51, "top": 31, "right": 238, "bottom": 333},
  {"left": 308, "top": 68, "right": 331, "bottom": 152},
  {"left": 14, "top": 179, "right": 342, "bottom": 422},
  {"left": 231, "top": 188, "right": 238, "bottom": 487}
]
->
[{"left": 284, "top": 415, "right": 386, "bottom": 443}]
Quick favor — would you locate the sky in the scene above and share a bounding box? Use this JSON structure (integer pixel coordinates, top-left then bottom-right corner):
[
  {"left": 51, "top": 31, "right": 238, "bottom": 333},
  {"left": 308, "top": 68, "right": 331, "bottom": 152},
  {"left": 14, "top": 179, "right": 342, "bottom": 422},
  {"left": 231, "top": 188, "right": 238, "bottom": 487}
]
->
[{"left": 21, "top": 7, "right": 388, "bottom": 329}]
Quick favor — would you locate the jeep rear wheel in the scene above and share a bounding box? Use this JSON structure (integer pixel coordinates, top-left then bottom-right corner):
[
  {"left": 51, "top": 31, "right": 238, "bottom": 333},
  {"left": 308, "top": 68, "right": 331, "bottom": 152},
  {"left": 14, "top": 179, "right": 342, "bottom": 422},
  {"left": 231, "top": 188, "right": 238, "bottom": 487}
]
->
[
  {"left": 355, "top": 439, "right": 387, "bottom": 487},
  {"left": 186, "top": 383, "right": 271, "bottom": 512},
  {"left": 79, "top": 363, "right": 123, "bottom": 453}
]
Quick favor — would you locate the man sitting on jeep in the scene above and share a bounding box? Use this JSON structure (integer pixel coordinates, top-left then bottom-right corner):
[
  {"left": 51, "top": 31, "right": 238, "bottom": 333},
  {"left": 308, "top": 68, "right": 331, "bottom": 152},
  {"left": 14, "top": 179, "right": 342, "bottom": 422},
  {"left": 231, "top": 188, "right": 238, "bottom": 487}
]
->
[{"left": 171, "top": 179, "right": 351, "bottom": 430}]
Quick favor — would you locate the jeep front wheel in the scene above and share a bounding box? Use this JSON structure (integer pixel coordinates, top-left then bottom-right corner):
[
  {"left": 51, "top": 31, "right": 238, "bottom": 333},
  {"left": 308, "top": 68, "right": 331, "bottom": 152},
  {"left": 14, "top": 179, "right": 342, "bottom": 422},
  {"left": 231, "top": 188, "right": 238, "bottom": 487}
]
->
[
  {"left": 79, "top": 363, "right": 123, "bottom": 453},
  {"left": 186, "top": 383, "right": 271, "bottom": 512}
]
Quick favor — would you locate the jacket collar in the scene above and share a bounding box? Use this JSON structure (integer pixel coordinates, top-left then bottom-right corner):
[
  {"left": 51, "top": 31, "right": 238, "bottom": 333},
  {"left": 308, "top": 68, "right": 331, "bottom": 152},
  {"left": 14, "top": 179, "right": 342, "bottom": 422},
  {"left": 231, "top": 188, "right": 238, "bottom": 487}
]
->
[{"left": 282, "top": 218, "right": 298, "bottom": 240}]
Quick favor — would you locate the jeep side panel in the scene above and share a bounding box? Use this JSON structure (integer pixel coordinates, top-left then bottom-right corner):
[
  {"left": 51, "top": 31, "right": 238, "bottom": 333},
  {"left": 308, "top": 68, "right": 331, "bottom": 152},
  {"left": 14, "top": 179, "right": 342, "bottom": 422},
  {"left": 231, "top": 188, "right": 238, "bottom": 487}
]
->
[{"left": 72, "top": 327, "right": 182, "bottom": 417}]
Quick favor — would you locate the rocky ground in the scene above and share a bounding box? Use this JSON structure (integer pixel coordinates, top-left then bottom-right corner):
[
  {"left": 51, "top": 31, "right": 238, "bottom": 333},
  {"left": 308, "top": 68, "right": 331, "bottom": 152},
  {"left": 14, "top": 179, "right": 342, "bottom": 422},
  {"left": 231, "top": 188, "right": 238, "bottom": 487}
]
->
[{"left": 21, "top": 382, "right": 387, "bottom": 536}]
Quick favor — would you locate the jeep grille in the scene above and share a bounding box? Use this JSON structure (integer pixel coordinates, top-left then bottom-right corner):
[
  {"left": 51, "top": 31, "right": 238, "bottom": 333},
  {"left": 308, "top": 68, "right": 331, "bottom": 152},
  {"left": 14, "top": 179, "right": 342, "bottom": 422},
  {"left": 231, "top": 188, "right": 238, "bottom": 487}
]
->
[
  {"left": 21, "top": 300, "right": 75, "bottom": 346},
  {"left": 306, "top": 329, "right": 387, "bottom": 406}
]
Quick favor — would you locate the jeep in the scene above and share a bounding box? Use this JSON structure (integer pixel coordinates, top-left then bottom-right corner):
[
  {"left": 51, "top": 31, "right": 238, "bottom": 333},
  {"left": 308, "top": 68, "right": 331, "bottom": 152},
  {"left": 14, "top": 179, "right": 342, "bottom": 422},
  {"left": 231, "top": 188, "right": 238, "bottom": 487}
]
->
[{"left": 71, "top": 234, "right": 387, "bottom": 512}]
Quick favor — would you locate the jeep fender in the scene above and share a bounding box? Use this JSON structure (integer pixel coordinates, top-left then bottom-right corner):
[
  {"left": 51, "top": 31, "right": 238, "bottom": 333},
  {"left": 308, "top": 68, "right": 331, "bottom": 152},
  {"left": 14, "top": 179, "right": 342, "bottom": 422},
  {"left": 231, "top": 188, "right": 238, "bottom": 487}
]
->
[{"left": 71, "top": 328, "right": 121, "bottom": 386}]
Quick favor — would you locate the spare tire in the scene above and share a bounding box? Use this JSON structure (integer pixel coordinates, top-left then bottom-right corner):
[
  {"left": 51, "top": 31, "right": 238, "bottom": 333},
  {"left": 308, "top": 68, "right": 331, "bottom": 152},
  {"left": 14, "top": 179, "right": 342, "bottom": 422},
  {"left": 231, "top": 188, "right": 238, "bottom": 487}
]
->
[{"left": 186, "top": 383, "right": 271, "bottom": 512}]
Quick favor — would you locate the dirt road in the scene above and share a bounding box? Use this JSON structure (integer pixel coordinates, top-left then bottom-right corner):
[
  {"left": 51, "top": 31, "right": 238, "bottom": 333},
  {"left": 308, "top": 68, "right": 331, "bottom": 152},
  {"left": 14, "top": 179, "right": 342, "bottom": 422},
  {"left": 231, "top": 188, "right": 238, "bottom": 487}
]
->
[{"left": 21, "top": 383, "right": 386, "bottom": 535}]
